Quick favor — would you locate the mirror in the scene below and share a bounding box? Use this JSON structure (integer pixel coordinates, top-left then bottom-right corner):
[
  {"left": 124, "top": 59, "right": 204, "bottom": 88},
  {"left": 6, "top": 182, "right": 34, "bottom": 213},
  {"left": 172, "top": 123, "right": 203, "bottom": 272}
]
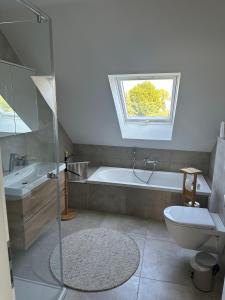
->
[{"left": 0, "top": 60, "right": 38, "bottom": 137}]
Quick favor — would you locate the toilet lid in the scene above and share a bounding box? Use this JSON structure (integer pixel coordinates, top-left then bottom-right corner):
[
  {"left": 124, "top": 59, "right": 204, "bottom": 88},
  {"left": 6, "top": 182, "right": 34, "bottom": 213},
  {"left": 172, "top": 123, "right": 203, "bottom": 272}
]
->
[
  {"left": 164, "top": 206, "right": 216, "bottom": 229},
  {"left": 196, "top": 252, "right": 217, "bottom": 267}
]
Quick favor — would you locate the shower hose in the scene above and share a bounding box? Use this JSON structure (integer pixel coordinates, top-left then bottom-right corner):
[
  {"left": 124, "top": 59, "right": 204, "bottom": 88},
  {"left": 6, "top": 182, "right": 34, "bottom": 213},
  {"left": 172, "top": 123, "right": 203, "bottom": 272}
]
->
[{"left": 132, "top": 153, "right": 155, "bottom": 184}]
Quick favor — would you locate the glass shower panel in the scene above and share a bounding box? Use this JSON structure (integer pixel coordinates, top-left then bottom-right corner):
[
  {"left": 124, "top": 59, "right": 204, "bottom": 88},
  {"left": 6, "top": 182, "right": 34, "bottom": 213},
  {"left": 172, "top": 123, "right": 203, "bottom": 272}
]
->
[
  {"left": 0, "top": 62, "right": 17, "bottom": 136},
  {"left": 0, "top": 2, "right": 64, "bottom": 299},
  {"left": 11, "top": 65, "right": 39, "bottom": 133},
  {"left": 0, "top": 0, "right": 37, "bottom": 23},
  {"left": 0, "top": 60, "right": 39, "bottom": 136}
]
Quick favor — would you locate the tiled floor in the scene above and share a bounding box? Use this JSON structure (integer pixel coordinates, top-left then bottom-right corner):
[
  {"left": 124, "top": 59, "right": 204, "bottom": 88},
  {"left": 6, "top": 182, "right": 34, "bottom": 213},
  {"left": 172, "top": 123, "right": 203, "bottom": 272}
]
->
[
  {"left": 12, "top": 210, "right": 224, "bottom": 300},
  {"left": 15, "top": 278, "right": 66, "bottom": 300}
]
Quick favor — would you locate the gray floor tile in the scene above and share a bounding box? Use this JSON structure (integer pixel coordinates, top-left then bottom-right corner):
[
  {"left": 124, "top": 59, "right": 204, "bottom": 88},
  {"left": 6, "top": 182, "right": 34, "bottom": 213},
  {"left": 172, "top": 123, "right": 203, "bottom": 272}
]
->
[
  {"left": 129, "top": 234, "right": 145, "bottom": 277},
  {"left": 15, "top": 278, "right": 64, "bottom": 300},
  {"left": 137, "top": 278, "right": 214, "bottom": 300},
  {"left": 147, "top": 220, "right": 173, "bottom": 242},
  {"left": 100, "top": 213, "right": 149, "bottom": 237},
  {"left": 12, "top": 222, "right": 60, "bottom": 285},
  {"left": 141, "top": 239, "right": 195, "bottom": 286},
  {"left": 61, "top": 210, "right": 104, "bottom": 237},
  {"left": 64, "top": 275, "right": 139, "bottom": 300},
  {"left": 11, "top": 210, "right": 224, "bottom": 300}
]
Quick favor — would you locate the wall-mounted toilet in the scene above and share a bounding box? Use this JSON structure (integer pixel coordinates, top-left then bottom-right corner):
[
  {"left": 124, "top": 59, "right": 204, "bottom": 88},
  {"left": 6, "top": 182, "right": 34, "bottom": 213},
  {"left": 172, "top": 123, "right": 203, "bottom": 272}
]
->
[{"left": 164, "top": 206, "right": 225, "bottom": 254}]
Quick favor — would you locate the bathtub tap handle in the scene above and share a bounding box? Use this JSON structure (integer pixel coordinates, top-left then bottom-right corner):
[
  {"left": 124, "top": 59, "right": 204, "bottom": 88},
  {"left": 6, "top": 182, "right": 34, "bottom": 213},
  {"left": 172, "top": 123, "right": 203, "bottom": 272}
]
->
[
  {"left": 152, "top": 160, "right": 159, "bottom": 169},
  {"left": 133, "top": 151, "right": 136, "bottom": 163},
  {"left": 144, "top": 158, "right": 159, "bottom": 168},
  {"left": 132, "top": 151, "right": 136, "bottom": 169}
]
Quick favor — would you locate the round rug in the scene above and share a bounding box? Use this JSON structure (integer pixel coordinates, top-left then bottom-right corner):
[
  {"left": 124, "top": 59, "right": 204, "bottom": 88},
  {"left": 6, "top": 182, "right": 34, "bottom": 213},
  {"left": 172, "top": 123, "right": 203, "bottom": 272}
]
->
[{"left": 50, "top": 228, "right": 140, "bottom": 292}]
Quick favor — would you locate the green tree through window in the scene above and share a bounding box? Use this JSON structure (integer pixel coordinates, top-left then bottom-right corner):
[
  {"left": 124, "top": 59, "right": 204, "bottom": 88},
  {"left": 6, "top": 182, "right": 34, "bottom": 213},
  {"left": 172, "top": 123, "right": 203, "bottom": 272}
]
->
[
  {"left": 0, "top": 95, "right": 13, "bottom": 112},
  {"left": 125, "top": 81, "right": 170, "bottom": 118}
]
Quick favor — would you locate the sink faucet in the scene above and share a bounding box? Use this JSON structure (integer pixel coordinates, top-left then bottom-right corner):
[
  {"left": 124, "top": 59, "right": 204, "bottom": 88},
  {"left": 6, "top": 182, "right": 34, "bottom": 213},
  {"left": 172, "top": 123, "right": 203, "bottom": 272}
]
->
[
  {"left": 9, "top": 153, "right": 27, "bottom": 172},
  {"left": 144, "top": 158, "right": 159, "bottom": 169}
]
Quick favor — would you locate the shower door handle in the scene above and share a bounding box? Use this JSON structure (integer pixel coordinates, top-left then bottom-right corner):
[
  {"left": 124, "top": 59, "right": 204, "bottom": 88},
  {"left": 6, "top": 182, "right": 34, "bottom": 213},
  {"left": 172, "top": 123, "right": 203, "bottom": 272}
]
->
[
  {"left": 7, "top": 241, "right": 14, "bottom": 288},
  {"left": 47, "top": 172, "right": 58, "bottom": 179}
]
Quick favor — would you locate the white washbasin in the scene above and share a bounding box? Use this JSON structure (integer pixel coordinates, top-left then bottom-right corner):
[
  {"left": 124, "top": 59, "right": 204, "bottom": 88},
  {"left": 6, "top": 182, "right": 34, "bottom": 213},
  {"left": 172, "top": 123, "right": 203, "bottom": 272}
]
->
[{"left": 4, "top": 162, "right": 65, "bottom": 198}]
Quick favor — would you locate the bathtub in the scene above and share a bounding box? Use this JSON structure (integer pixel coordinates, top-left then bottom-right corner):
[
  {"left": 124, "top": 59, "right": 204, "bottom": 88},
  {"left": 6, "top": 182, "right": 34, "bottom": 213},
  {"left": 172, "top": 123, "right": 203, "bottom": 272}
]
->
[{"left": 87, "top": 167, "right": 211, "bottom": 196}]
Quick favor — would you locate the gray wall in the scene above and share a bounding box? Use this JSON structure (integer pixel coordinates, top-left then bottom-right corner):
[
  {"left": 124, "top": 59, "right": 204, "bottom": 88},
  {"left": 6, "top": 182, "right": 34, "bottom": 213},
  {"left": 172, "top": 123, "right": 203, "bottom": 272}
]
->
[
  {"left": 0, "top": 30, "right": 20, "bottom": 63},
  {"left": 1, "top": 21, "right": 52, "bottom": 76},
  {"left": 208, "top": 143, "right": 217, "bottom": 185},
  {"left": 209, "top": 138, "right": 225, "bottom": 226},
  {"left": 28, "top": 0, "right": 225, "bottom": 152},
  {"left": 0, "top": 121, "right": 73, "bottom": 172},
  {"left": 73, "top": 144, "right": 210, "bottom": 175},
  {"left": 58, "top": 123, "right": 74, "bottom": 162},
  {"left": 0, "top": 29, "right": 73, "bottom": 171}
]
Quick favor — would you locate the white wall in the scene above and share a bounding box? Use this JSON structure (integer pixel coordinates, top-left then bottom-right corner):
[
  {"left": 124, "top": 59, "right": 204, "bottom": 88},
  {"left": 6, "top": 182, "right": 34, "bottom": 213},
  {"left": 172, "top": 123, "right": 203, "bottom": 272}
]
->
[
  {"left": 209, "top": 138, "right": 225, "bottom": 225},
  {"left": 5, "top": 0, "right": 225, "bottom": 151}
]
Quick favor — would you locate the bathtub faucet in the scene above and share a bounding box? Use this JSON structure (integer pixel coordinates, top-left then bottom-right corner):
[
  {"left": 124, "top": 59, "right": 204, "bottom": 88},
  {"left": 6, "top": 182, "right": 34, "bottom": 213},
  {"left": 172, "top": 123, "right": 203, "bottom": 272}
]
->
[
  {"left": 9, "top": 153, "right": 27, "bottom": 172},
  {"left": 144, "top": 158, "right": 159, "bottom": 169}
]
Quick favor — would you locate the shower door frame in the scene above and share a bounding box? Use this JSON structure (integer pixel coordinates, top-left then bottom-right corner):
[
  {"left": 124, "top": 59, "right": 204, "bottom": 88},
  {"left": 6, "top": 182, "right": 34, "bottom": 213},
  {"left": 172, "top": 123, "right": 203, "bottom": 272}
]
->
[
  {"left": 0, "top": 151, "right": 16, "bottom": 300},
  {"left": 0, "top": 0, "right": 65, "bottom": 298},
  {"left": 15, "top": 0, "right": 65, "bottom": 288}
]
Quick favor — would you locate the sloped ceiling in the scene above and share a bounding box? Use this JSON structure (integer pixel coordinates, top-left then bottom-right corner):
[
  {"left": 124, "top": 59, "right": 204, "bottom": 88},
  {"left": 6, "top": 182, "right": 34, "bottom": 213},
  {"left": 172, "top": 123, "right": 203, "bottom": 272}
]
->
[{"left": 2, "top": 0, "right": 225, "bottom": 151}]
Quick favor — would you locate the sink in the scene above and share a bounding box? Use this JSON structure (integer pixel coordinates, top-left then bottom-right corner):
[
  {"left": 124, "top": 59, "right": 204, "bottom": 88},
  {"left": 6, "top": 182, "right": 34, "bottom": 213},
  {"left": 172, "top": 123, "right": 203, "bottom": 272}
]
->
[{"left": 4, "top": 162, "right": 65, "bottom": 198}]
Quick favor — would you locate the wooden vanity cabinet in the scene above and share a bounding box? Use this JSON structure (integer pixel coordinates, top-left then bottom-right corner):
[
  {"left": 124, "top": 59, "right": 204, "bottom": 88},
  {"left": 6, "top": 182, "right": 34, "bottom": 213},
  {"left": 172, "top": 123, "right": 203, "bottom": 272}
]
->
[{"left": 6, "top": 170, "right": 65, "bottom": 250}]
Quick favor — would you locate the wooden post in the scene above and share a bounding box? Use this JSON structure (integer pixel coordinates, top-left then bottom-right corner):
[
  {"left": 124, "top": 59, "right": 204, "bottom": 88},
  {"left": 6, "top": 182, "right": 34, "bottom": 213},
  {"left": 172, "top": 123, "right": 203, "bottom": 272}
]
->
[
  {"left": 61, "top": 151, "right": 76, "bottom": 221},
  {"left": 180, "top": 167, "right": 202, "bottom": 207}
]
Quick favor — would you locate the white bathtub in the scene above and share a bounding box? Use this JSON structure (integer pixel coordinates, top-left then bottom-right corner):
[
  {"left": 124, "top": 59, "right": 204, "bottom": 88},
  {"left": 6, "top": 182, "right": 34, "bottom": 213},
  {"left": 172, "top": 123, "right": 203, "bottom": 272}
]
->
[{"left": 87, "top": 167, "right": 211, "bottom": 196}]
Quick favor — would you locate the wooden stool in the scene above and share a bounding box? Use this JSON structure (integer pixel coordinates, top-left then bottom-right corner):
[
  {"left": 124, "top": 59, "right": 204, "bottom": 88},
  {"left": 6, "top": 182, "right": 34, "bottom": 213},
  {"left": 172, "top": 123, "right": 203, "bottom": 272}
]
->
[{"left": 180, "top": 167, "right": 202, "bottom": 207}]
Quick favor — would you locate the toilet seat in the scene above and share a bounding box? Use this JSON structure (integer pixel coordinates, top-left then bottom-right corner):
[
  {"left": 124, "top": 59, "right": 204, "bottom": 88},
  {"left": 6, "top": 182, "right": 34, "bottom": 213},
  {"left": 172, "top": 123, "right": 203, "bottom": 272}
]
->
[{"left": 164, "top": 206, "right": 216, "bottom": 230}]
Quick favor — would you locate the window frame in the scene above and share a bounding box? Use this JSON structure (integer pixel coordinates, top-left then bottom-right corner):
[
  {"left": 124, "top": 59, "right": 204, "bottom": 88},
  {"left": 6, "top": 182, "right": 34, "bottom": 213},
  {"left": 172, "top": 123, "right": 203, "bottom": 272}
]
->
[
  {"left": 114, "top": 73, "right": 181, "bottom": 125},
  {"left": 108, "top": 72, "right": 181, "bottom": 141}
]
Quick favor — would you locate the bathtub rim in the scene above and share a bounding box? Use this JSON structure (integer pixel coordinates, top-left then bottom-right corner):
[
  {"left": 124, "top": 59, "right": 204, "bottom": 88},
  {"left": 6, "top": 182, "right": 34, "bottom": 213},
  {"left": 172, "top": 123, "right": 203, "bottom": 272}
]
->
[{"left": 87, "top": 166, "right": 211, "bottom": 196}]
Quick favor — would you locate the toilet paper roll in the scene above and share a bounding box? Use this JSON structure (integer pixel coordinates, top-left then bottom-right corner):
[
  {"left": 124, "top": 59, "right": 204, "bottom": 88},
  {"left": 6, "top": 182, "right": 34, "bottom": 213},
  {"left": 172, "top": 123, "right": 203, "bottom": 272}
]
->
[{"left": 185, "top": 179, "right": 193, "bottom": 191}]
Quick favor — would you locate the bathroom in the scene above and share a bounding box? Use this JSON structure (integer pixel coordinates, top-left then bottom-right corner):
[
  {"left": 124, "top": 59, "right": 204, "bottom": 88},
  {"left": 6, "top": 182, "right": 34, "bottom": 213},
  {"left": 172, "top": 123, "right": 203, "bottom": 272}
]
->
[{"left": 0, "top": 0, "right": 225, "bottom": 299}]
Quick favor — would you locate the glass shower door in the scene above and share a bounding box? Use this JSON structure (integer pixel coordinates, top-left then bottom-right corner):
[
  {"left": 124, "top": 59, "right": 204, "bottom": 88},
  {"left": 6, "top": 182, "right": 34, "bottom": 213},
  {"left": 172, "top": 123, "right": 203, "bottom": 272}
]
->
[{"left": 0, "top": 1, "right": 65, "bottom": 299}]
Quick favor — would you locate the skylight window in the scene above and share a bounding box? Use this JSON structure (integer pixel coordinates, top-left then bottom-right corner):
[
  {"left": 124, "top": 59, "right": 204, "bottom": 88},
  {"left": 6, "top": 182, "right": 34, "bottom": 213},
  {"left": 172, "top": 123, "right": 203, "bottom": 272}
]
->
[{"left": 108, "top": 73, "right": 180, "bottom": 140}]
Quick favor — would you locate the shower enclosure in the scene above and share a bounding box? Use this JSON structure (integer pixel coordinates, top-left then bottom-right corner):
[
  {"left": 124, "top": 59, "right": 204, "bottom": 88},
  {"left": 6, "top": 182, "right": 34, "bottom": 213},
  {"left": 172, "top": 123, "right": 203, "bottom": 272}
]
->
[{"left": 0, "top": 0, "right": 65, "bottom": 299}]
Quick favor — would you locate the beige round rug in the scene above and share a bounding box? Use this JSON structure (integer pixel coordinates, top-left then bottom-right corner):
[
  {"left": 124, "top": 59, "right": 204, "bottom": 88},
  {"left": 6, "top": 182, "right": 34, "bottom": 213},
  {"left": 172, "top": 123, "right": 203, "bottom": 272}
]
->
[{"left": 50, "top": 228, "right": 140, "bottom": 291}]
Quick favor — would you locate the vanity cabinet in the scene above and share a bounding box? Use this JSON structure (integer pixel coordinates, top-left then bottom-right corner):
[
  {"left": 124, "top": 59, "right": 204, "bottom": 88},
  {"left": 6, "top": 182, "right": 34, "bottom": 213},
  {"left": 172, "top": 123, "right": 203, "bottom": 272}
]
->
[{"left": 6, "top": 171, "right": 65, "bottom": 250}]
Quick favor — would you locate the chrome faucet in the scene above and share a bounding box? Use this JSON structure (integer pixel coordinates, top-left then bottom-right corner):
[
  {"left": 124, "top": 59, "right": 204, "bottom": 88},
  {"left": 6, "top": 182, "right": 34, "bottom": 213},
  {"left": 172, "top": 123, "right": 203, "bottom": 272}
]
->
[
  {"left": 144, "top": 158, "right": 159, "bottom": 169},
  {"left": 9, "top": 153, "right": 27, "bottom": 172}
]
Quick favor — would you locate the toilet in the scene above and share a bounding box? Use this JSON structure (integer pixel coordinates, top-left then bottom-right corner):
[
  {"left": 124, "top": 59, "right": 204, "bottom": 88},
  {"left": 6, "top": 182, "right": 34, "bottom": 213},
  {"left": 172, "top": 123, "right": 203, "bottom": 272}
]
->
[{"left": 164, "top": 206, "right": 225, "bottom": 254}]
